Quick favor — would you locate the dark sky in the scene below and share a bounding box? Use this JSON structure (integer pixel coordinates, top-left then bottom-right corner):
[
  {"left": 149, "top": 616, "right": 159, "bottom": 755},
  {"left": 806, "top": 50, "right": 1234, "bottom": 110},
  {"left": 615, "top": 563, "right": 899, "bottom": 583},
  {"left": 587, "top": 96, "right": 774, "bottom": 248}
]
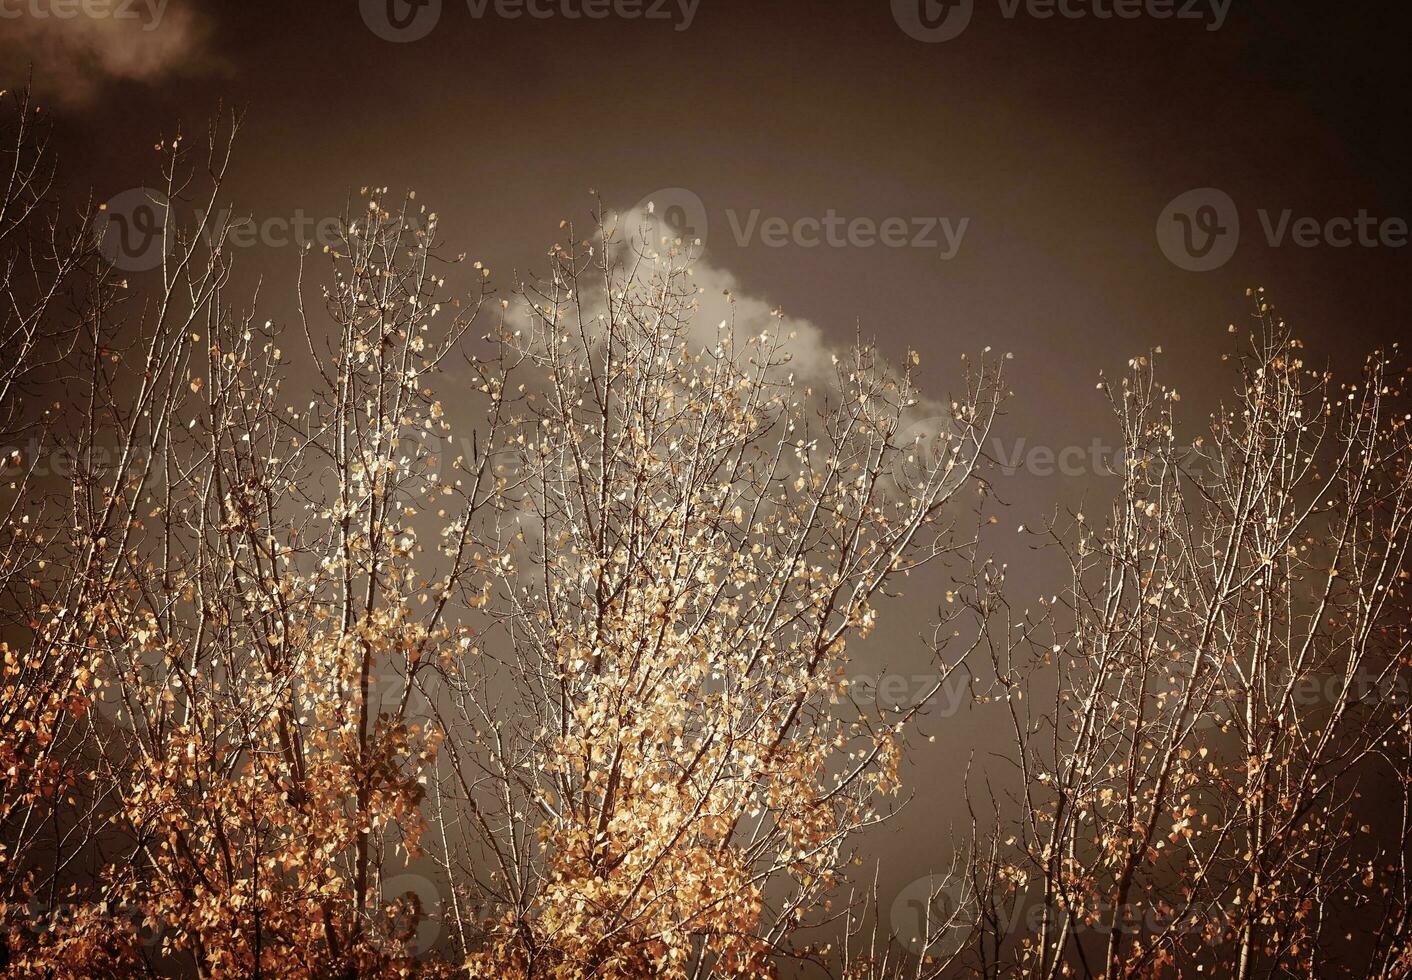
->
[
  {"left": 7, "top": 0, "right": 1410, "bottom": 955},
  {"left": 19, "top": 2, "right": 1412, "bottom": 371},
  {"left": 20, "top": 0, "right": 1409, "bottom": 474}
]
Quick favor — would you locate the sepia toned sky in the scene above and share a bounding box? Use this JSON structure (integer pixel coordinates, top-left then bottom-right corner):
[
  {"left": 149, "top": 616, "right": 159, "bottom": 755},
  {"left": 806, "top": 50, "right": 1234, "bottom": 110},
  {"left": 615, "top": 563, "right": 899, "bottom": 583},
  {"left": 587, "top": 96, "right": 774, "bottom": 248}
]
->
[
  {"left": 6, "top": 0, "right": 1411, "bottom": 956},
  {"left": 17, "top": 1, "right": 1409, "bottom": 458}
]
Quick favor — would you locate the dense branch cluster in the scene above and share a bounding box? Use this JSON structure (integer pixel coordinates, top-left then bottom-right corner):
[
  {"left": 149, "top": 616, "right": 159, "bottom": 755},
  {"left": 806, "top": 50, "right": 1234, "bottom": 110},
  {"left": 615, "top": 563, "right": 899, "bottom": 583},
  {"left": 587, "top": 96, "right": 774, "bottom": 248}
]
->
[{"left": 959, "top": 309, "right": 1412, "bottom": 978}]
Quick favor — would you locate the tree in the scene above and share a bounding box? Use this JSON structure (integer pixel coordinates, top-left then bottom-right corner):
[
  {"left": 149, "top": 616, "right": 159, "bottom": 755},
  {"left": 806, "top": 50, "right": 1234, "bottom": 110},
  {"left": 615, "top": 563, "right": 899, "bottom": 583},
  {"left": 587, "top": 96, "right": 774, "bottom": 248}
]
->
[
  {"left": 972, "top": 298, "right": 1412, "bottom": 978},
  {"left": 8, "top": 89, "right": 1412, "bottom": 980},
  {"left": 430, "top": 208, "right": 1005, "bottom": 977},
  {"left": 0, "top": 99, "right": 1006, "bottom": 977}
]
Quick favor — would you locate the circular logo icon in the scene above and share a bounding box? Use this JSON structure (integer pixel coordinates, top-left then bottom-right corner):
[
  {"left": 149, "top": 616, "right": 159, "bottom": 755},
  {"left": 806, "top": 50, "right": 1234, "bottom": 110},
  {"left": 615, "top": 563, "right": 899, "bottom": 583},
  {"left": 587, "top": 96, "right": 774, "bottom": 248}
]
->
[
  {"left": 893, "top": 0, "right": 974, "bottom": 42},
  {"left": 361, "top": 0, "right": 442, "bottom": 42},
  {"left": 1192, "top": 699, "right": 1232, "bottom": 733},
  {"left": 628, "top": 187, "right": 708, "bottom": 251},
  {"left": 1156, "top": 188, "right": 1239, "bottom": 272},
  {"left": 891, "top": 873, "right": 975, "bottom": 959},
  {"left": 1171, "top": 898, "right": 1231, "bottom": 945},
  {"left": 22, "top": 899, "right": 163, "bottom": 949},
  {"left": 889, "top": 413, "right": 971, "bottom": 502},
  {"left": 366, "top": 873, "right": 442, "bottom": 958},
  {"left": 92, "top": 668, "right": 143, "bottom": 735},
  {"left": 96, "top": 187, "right": 170, "bottom": 272}
]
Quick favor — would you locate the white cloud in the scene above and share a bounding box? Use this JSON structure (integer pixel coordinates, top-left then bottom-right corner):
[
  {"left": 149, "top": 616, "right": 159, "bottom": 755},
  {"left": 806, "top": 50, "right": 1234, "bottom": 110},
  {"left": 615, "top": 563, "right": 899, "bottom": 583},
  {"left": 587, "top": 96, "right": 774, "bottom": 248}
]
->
[
  {"left": 612, "top": 201, "right": 836, "bottom": 384},
  {"left": 1, "top": 0, "right": 213, "bottom": 105}
]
